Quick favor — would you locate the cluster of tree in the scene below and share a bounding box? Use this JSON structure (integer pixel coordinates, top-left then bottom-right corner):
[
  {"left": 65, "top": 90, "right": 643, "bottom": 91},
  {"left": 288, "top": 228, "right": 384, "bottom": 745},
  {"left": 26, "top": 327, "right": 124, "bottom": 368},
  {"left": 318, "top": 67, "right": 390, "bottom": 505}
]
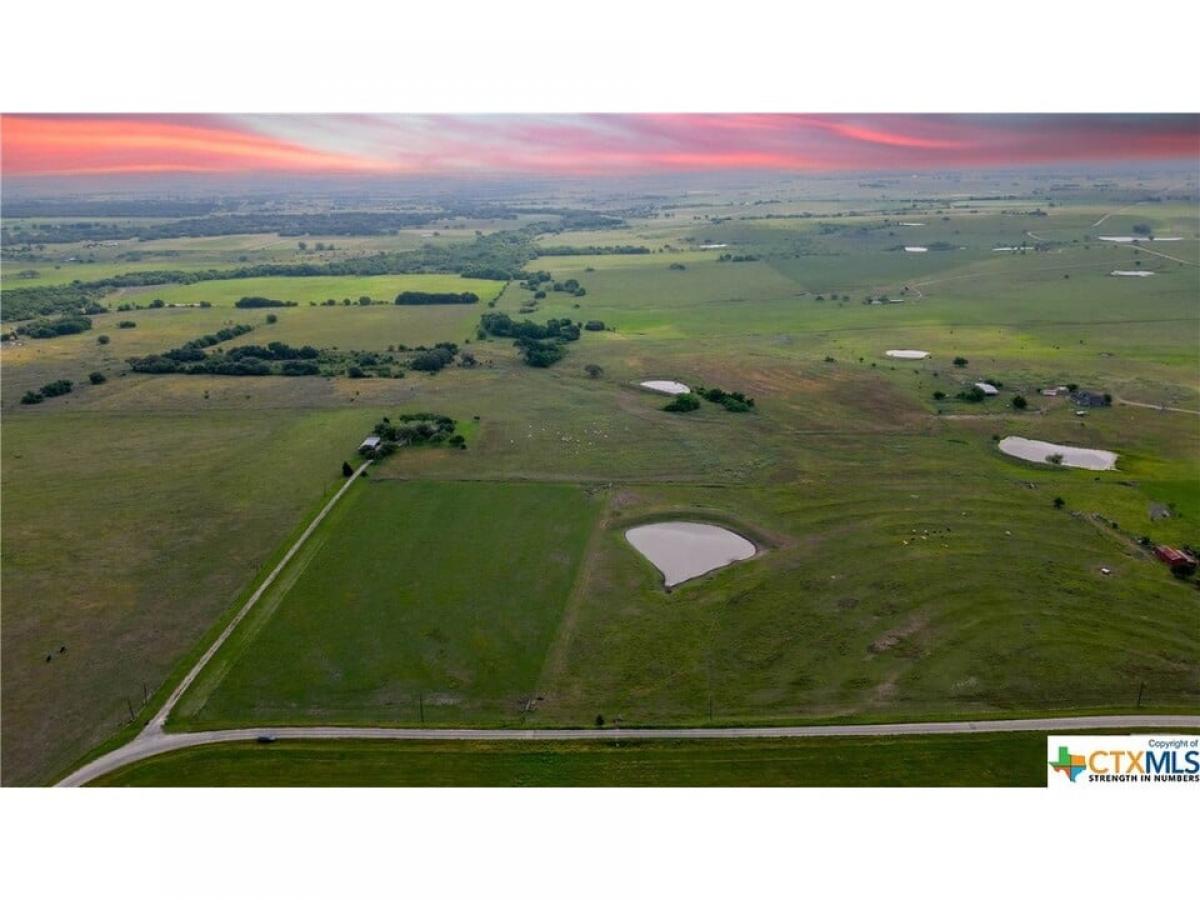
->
[
  {"left": 477, "top": 312, "right": 586, "bottom": 368},
  {"left": 535, "top": 245, "right": 649, "bottom": 256},
  {"left": 550, "top": 278, "right": 586, "bottom": 297},
  {"left": 0, "top": 283, "right": 110, "bottom": 322},
  {"left": 663, "top": 393, "right": 701, "bottom": 412},
  {"left": 14, "top": 316, "right": 93, "bottom": 339},
  {"left": 958, "top": 386, "right": 987, "bottom": 403},
  {"left": 179, "top": 323, "right": 255, "bottom": 350},
  {"left": 694, "top": 386, "right": 755, "bottom": 412},
  {"left": 124, "top": 326, "right": 397, "bottom": 378},
  {"left": 363, "top": 413, "right": 464, "bottom": 455},
  {"left": 20, "top": 379, "right": 73, "bottom": 405},
  {"left": 479, "top": 312, "right": 580, "bottom": 343},
  {"left": 227, "top": 342, "right": 321, "bottom": 361},
  {"left": 519, "top": 271, "right": 553, "bottom": 290},
  {"left": 394, "top": 291, "right": 479, "bottom": 305},
  {"left": 717, "top": 253, "right": 760, "bottom": 263},
  {"left": 410, "top": 343, "right": 460, "bottom": 372},
  {"left": 235, "top": 296, "right": 296, "bottom": 308}
]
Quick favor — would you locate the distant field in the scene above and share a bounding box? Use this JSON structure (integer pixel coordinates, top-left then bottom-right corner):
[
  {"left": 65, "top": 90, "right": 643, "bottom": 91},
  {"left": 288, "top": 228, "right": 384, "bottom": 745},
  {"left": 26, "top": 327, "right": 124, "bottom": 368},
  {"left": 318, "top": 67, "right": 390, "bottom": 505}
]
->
[
  {"left": 0, "top": 228, "right": 481, "bottom": 287},
  {"left": 174, "top": 480, "right": 600, "bottom": 728},
  {"left": 105, "top": 272, "right": 505, "bottom": 308}
]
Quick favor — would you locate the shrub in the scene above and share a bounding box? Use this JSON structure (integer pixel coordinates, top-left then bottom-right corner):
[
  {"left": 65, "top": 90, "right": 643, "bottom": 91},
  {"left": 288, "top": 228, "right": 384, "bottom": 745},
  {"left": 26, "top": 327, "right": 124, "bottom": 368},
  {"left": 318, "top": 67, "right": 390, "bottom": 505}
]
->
[
  {"left": 20, "top": 390, "right": 44, "bottom": 405},
  {"left": 118, "top": 320, "right": 137, "bottom": 329},
  {"left": 664, "top": 393, "right": 701, "bottom": 413},
  {"left": 97, "top": 334, "right": 111, "bottom": 345},
  {"left": 266, "top": 313, "right": 278, "bottom": 324},
  {"left": 89, "top": 371, "right": 107, "bottom": 385},
  {"left": 584, "top": 320, "right": 606, "bottom": 331},
  {"left": 932, "top": 390, "right": 946, "bottom": 400},
  {"left": 1053, "top": 497, "right": 1065, "bottom": 509},
  {"left": 39, "top": 379, "right": 73, "bottom": 398},
  {"left": 1012, "top": 395, "right": 1027, "bottom": 409},
  {"left": 584, "top": 364, "right": 604, "bottom": 379},
  {"left": 953, "top": 356, "right": 968, "bottom": 367}
]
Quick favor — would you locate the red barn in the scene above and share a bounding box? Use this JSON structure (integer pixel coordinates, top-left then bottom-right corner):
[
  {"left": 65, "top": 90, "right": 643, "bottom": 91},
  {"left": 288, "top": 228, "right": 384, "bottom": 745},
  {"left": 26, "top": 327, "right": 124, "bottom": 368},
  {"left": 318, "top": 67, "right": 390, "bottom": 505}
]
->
[{"left": 1155, "top": 546, "right": 1192, "bottom": 565}]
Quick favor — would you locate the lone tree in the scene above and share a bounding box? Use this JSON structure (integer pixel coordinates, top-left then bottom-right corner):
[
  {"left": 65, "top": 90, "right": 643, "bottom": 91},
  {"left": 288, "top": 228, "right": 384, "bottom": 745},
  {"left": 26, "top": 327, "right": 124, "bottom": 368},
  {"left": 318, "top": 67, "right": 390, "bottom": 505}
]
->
[
  {"left": 1012, "top": 395, "right": 1028, "bottom": 410},
  {"left": 584, "top": 363, "right": 604, "bottom": 379},
  {"left": 1053, "top": 497, "right": 1065, "bottom": 509},
  {"left": 342, "top": 461, "right": 354, "bottom": 477},
  {"left": 932, "top": 390, "right": 946, "bottom": 401},
  {"left": 953, "top": 356, "right": 969, "bottom": 367},
  {"left": 595, "top": 714, "right": 605, "bottom": 728}
]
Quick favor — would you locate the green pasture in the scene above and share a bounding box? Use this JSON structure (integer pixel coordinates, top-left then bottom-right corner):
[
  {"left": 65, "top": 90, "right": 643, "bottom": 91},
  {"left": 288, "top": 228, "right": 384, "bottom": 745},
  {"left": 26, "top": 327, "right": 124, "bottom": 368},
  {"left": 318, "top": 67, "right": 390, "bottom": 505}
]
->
[{"left": 175, "top": 480, "right": 600, "bottom": 728}]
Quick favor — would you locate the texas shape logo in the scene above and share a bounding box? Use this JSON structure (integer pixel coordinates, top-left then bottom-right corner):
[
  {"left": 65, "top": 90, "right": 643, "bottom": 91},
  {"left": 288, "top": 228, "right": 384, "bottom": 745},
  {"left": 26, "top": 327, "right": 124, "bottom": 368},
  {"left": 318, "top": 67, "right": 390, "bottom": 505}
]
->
[{"left": 1049, "top": 745, "right": 1087, "bottom": 782}]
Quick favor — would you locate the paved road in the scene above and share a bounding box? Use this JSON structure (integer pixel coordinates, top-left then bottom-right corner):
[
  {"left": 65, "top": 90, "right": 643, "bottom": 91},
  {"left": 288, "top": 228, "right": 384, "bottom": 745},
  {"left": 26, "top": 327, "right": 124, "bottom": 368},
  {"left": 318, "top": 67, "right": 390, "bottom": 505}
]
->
[{"left": 58, "top": 715, "right": 1200, "bottom": 786}]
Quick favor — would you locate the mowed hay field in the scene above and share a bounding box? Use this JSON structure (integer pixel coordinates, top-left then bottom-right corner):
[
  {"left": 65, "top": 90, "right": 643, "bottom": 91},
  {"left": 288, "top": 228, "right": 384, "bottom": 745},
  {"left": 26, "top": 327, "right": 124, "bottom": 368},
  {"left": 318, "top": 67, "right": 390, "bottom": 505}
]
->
[
  {"left": 3, "top": 189, "right": 1199, "bottom": 783},
  {"left": 175, "top": 481, "right": 600, "bottom": 728}
]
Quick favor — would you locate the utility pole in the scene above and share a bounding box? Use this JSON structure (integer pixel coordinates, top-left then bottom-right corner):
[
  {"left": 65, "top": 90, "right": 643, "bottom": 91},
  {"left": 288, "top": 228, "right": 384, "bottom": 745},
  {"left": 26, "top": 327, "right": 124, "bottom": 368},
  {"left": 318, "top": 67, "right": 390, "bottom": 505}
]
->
[
  {"left": 1136, "top": 681, "right": 1146, "bottom": 708},
  {"left": 419, "top": 692, "right": 424, "bottom": 725}
]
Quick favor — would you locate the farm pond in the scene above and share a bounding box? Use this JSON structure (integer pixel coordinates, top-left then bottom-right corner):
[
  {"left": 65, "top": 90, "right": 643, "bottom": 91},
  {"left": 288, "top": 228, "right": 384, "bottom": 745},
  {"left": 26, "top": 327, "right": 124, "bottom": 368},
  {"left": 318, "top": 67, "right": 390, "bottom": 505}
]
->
[
  {"left": 625, "top": 521, "right": 756, "bottom": 588},
  {"left": 640, "top": 380, "right": 691, "bottom": 395},
  {"left": 998, "top": 437, "right": 1118, "bottom": 471}
]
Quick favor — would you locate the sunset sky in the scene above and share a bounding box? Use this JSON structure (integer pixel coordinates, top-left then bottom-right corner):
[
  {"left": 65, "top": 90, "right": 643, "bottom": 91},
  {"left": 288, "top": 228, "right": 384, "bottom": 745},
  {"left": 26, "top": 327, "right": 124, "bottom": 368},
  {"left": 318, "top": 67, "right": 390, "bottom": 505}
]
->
[{"left": 2, "top": 114, "right": 1197, "bottom": 178}]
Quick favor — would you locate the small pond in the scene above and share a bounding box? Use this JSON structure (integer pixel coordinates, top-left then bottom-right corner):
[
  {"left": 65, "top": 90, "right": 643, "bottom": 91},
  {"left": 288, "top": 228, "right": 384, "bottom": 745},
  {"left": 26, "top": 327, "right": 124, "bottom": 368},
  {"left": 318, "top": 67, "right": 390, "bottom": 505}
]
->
[
  {"left": 640, "top": 380, "right": 691, "bottom": 395},
  {"left": 998, "top": 436, "right": 1117, "bottom": 471},
  {"left": 625, "top": 521, "right": 756, "bottom": 588}
]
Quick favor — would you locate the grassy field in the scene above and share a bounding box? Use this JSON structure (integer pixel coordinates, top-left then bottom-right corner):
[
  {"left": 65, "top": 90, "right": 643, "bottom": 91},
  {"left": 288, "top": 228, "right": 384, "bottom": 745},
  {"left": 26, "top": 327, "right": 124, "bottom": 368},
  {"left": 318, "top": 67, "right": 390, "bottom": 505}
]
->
[
  {"left": 3, "top": 183, "right": 1197, "bottom": 785},
  {"left": 92, "top": 730, "right": 1200, "bottom": 787},
  {"left": 0, "top": 406, "right": 391, "bottom": 785},
  {"left": 175, "top": 480, "right": 600, "bottom": 727}
]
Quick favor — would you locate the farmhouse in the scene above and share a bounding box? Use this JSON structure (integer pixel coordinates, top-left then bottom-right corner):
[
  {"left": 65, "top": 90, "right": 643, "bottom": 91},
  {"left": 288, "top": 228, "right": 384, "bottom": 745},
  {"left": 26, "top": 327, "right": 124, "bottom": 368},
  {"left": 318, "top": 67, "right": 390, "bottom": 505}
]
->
[
  {"left": 1071, "top": 390, "right": 1109, "bottom": 407},
  {"left": 358, "top": 435, "right": 382, "bottom": 454},
  {"left": 974, "top": 382, "right": 999, "bottom": 396}
]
